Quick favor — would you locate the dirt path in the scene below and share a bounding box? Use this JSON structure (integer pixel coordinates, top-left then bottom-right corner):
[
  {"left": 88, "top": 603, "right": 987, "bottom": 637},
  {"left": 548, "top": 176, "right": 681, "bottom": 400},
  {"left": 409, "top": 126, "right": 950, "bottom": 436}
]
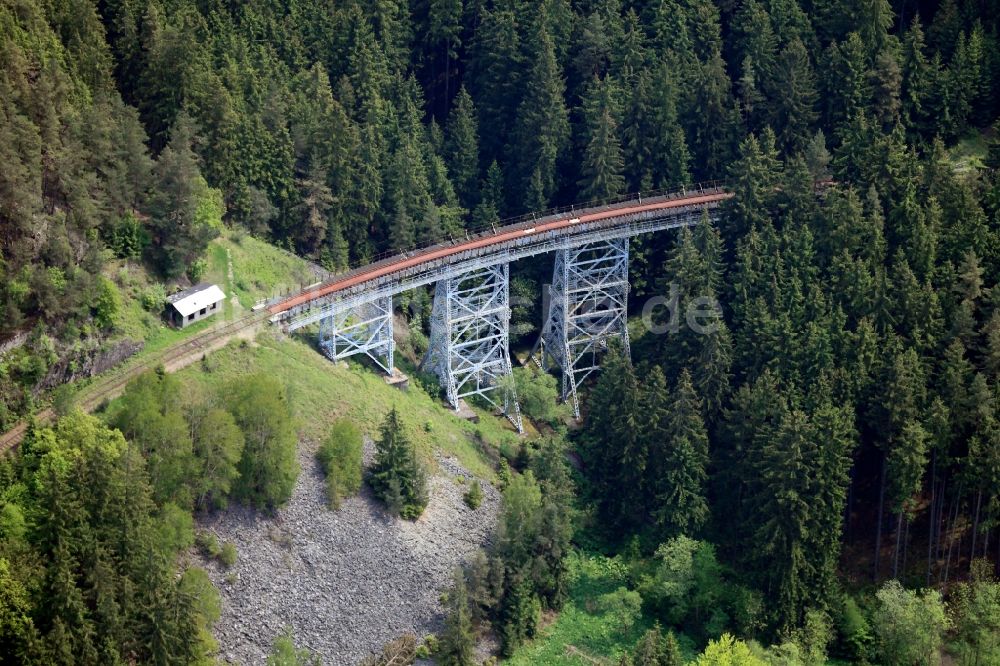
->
[{"left": 0, "top": 312, "right": 268, "bottom": 453}]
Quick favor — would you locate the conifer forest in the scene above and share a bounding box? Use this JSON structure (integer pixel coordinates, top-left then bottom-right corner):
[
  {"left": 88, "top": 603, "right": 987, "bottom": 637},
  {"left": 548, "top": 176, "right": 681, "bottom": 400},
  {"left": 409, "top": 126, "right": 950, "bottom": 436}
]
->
[{"left": 2, "top": 0, "right": 1000, "bottom": 664}]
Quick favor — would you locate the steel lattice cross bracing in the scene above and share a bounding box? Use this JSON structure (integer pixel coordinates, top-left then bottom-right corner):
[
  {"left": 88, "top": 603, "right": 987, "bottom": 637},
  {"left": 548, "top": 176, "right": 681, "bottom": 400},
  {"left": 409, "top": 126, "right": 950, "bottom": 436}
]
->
[
  {"left": 532, "top": 239, "right": 631, "bottom": 418},
  {"left": 275, "top": 186, "right": 731, "bottom": 420},
  {"left": 317, "top": 295, "right": 394, "bottom": 374},
  {"left": 280, "top": 189, "right": 726, "bottom": 332},
  {"left": 423, "top": 264, "right": 523, "bottom": 432}
]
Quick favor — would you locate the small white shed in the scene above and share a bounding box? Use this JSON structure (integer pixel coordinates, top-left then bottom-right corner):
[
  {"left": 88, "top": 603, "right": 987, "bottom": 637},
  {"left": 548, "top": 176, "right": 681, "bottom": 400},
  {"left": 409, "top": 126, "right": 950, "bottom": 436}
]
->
[{"left": 166, "top": 283, "right": 226, "bottom": 328}]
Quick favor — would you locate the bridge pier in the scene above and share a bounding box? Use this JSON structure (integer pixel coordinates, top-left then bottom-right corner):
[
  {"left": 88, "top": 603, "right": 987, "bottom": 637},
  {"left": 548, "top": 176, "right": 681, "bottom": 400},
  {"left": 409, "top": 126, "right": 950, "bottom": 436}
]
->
[
  {"left": 423, "top": 264, "right": 523, "bottom": 433},
  {"left": 533, "top": 238, "right": 631, "bottom": 418},
  {"left": 317, "top": 295, "right": 395, "bottom": 374}
]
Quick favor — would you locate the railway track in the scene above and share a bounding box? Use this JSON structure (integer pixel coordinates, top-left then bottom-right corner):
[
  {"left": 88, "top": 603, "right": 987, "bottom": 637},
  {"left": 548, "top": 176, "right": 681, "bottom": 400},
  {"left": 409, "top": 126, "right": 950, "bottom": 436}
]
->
[
  {"left": 2, "top": 183, "right": 794, "bottom": 454},
  {"left": 0, "top": 310, "right": 268, "bottom": 454}
]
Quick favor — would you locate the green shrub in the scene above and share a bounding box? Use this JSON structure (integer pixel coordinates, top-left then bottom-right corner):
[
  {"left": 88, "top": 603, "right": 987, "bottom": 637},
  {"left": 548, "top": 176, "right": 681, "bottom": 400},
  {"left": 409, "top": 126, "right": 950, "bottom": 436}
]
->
[
  {"left": 420, "top": 634, "right": 439, "bottom": 655},
  {"left": 267, "top": 627, "right": 319, "bottom": 665},
  {"left": 93, "top": 277, "right": 122, "bottom": 330},
  {"left": 507, "top": 365, "right": 562, "bottom": 424},
  {"left": 196, "top": 531, "right": 222, "bottom": 558},
  {"left": 141, "top": 283, "right": 167, "bottom": 312},
  {"left": 186, "top": 258, "right": 208, "bottom": 283},
  {"left": 497, "top": 457, "right": 511, "bottom": 490},
  {"left": 219, "top": 542, "right": 237, "bottom": 568},
  {"left": 836, "top": 595, "right": 873, "bottom": 661},
  {"left": 0, "top": 503, "right": 27, "bottom": 542},
  {"left": 155, "top": 503, "right": 195, "bottom": 555},
  {"left": 51, "top": 384, "right": 77, "bottom": 417},
  {"left": 464, "top": 479, "right": 484, "bottom": 510},
  {"left": 228, "top": 374, "right": 300, "bottom": 509},
  {"left": 325, "top": 473, "right": 346, "bottom": 510},
  {"left": 874, "top": 580, "right": 949, "bottom": 666},
  {"left": 316, "top": 419, "right": 363, "bottom": 509},
  {"left": 104, "top": 211, "right": 148, "bottom": 259}
]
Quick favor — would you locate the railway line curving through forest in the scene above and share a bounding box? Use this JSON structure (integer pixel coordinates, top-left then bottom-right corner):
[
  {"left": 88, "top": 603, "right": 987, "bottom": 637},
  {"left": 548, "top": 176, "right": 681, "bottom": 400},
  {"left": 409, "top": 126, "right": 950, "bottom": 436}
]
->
[
  {"left": 0, "top": 311, "right": 269, "bottom": 453},
  {"left": 1, "top": 182, "right": 740, "bottom": 452}
]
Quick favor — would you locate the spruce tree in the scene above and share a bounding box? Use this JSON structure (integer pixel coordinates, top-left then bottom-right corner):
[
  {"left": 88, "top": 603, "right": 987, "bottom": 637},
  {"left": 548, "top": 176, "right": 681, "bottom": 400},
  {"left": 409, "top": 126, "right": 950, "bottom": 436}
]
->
[
  {"left": 578, "top": 76, "right": 625, "bottom": 201},
  {"left": 369, "top": 408, "right": 428, "bottom": 520},
  {"left": 684, "top": 51, "right": 739, "bottom": 179},
  {"left": 858, "top": 0, "right": 894, "bottom": 56},
  {"left": 584, "top": 342, "right": 643, "bottom": 531},
  {"left": 293, "top": 165, "right": 335, "bottom": 255},
  {"left": 438, "top": 570, "right": 476, "bottom": 666},
  {"left": 753, "top": 409, "right": 814, "bottom": 631},
  {"left": 725, "top": 129, "right": 782, "bottom": 240},
  {"left": 424, "top": 0, "right": 463, "bottom": 104},
  {"left": 472, "top": 160, "right": 504, "bottom": 226},
  {"left": 469, "top": 7, "right": 523, "bottom": 164},
  {"left": 498, "top": 573, "right": 538, "bottom": 656},
  {"left": 765, "top": 38, "right": 819, "bottom": 153},
  {"left": 662, "top": 630, "right": 683, "bottom": 665},
  {"left": 145, "top": 113, "right": 219, "bottom": 277},
  {"left": 654, "top": 369, "right": 710, "bottom": 537},
  {"left": 445, "top": 87, "right": 481, "bottom": 210},
  {"left": 508, "top": 24, "right": 569, "bottom": 211},
  {"left": 821, "top": 33, "right": 869, "bottom": 134},
  {"left": 622, "top": 68, "right": 656, "bottom": 191},
  {"left": 901, "top": 18, "right": 932, "bottom": 137},
  {"left": 732, "top": 0, "right": 778, "bottom": 85},
  {"left": 649, "top": 61, "right": 691, "bottom": 188},
  {"left": 633, "top": 625, "right": 663, "bottom": 666}
]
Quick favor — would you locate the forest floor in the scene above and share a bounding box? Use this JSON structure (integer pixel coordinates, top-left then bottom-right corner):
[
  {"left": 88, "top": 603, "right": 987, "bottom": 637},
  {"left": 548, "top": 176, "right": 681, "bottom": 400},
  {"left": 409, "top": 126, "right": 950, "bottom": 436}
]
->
[
  {"left": 196, "top": 438, "right": 501, "bottom": 664},
  {"left": 948, "top": 126, "right": 994, "bottom": 174}
]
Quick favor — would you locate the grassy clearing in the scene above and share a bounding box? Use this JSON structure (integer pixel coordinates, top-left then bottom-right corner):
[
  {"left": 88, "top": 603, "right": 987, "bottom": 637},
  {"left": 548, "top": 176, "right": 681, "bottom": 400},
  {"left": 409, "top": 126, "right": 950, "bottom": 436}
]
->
[
  {"left": 215, "top": 231, "right": 318, "bottom": 308},
  {"left": 106, "top": 261, "right": 218, "bottom": 351},
  {"left": 107, "top": 229, "right": 315, "bottom": 347},
  {"left": 505, "top": 552, "right": 697, "bottom": 665},
  {"left": 949, "top": 129, "right": 992, "bottom": 174},
  {"left": 83, "top": 232, "right": 526, "bottom": 484},
  {"left": 83, "top": 231, "right": 316, "bottom": 403},
  {"left": 173, "top": 331, "right": 521, "bottom": 480}
]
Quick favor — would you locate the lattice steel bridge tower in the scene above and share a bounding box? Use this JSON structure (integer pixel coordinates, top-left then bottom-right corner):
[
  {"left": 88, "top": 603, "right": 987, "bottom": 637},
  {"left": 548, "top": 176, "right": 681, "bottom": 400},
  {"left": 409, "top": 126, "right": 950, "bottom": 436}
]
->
[{"left": 531, "top": 238, "right": 631, "bottom": 418}]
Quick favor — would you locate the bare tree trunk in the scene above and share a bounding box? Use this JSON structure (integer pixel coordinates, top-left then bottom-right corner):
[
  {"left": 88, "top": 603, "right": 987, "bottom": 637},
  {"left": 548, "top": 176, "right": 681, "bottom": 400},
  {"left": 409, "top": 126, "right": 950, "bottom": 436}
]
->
[
  {"left": 902, "top": 513, "right": 911, "bottom": 575},
  {"left": 936, "top": 475, "right": 949, "bottom": 575},
  {"left": 944, "top": 485, "right": 963, "bottom": 585},
  {"left": 875, "top": 454, "right": 887, "bottom": 581},
  {"left": 845, "top": 468, "right": 855, "bottom": 544},
  {"left": 927, "top": 453, "right": 937, "bottom": 585},
  {"left": 893, "top": 511, "right": 903, "bottom": 579},
  {"left": 950, "top": 529, "right": 963, "bottom": 585},
  {"left": 971, "top": 490, "right": 983, "bottom": 570}
]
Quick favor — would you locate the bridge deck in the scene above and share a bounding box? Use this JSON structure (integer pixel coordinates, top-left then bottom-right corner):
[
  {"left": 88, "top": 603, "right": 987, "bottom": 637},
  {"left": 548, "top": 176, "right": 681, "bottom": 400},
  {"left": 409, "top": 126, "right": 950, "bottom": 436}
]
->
[{"left": 269, "top": 184, "right": 733, "bottom": 326}]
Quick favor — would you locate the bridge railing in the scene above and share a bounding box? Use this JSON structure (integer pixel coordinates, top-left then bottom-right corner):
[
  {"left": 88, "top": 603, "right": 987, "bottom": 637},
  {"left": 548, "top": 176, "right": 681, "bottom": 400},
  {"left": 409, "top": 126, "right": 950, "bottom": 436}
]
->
[
  {"left": 371, "top": 178, "right": 728, "bottom": 265},
  {"left": 268, "top": 180, "right": 729, "bottom": 305}
]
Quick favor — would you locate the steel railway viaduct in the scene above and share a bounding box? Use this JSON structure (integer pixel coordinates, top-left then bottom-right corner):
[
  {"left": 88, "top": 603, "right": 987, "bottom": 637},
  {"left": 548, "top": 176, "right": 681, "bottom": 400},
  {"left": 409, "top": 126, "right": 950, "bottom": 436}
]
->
[{"left": 268, "top": 182, "right": 733, "bottom": 433}]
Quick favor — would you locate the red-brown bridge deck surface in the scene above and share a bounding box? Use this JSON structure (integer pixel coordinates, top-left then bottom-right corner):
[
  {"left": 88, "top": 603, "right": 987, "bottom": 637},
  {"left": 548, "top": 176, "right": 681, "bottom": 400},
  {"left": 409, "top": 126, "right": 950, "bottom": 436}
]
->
[{"left": 268, "top": 190, "right": 733, "bottom": 316}]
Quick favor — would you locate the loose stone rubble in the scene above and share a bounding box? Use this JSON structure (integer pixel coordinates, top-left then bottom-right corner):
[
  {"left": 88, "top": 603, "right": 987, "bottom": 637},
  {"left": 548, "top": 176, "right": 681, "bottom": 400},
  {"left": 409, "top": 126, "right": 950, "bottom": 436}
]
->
[{"left": 198, "top": 440, "right": 500, "bottom": 665}]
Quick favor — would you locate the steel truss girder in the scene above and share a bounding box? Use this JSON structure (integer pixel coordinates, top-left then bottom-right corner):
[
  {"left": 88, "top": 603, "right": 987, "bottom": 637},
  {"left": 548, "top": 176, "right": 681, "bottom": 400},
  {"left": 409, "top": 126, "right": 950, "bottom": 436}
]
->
[
  {"left": 423, "top": 264, "right": 523, "bottom": 433},
  {"left": 533, "top": 238, "right": 631, "bottom": 418},
  {"left": 283, "top": 203, "right": 718, "bottom": 332},
  {"left": 317, "top": 295, "right": 394, "bottom": 374}
]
